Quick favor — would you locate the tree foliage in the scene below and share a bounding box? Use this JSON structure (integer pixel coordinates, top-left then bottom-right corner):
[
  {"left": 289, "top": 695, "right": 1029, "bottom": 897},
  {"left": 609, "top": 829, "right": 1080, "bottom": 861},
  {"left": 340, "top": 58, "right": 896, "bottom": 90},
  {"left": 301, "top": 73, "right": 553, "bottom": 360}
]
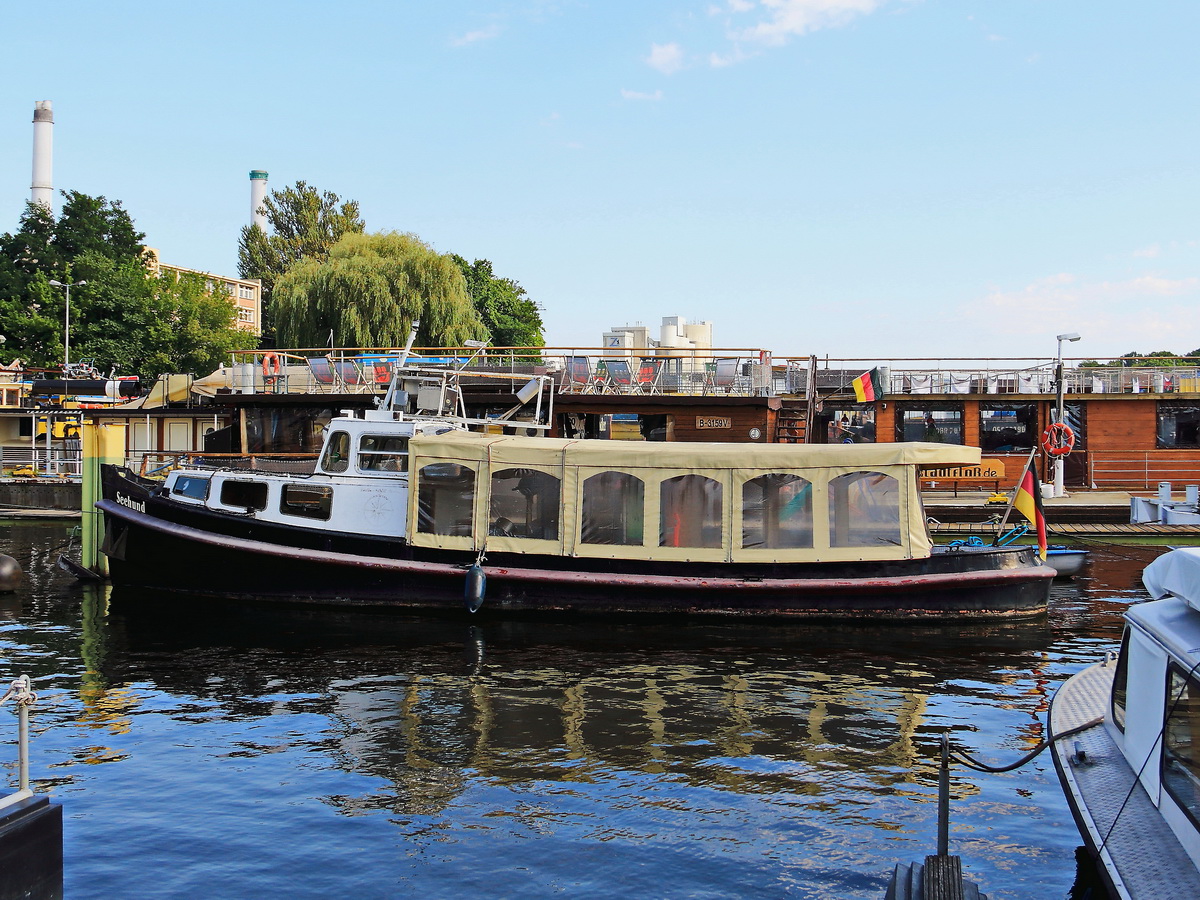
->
[
  {"left": 273, "top": 232, "right": 487, "bottom": 349},
  {"left": 452, "top": 255, "right": 545, "bottom": 348},
  {"left": 237, "top": 181, "right": 365, "bottom": 344},
  {"left": 1079, "top": 349, "right": 1200, "bottom": 367},
  {"left": 0, "top": 191, "right": 254, "bottom": 377}
]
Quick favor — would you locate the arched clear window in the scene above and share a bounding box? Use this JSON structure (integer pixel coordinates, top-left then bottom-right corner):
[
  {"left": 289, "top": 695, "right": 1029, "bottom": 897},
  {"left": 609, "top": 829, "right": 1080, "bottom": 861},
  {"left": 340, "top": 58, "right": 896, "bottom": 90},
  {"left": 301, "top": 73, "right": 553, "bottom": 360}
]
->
[
  {"left": 320, "top": 431, "right": 350, "bottom": 473},
  {"left": 581, "top": 472, "right": 644, "bottom": 545},
  {"left": 417, "top": 463, "right": 475, "bottom": 536},
  {"left": 490, "top": 468, "right": 560, "bottom": 540},
  {"left": 660, "top": 474, "right": 722, "bottom": 549},
  {"left": 742, "top": 474, "right": 813, "bottom": 549},
  {"left": 828, "top": 471, "right": 901, "bottom": 548}
]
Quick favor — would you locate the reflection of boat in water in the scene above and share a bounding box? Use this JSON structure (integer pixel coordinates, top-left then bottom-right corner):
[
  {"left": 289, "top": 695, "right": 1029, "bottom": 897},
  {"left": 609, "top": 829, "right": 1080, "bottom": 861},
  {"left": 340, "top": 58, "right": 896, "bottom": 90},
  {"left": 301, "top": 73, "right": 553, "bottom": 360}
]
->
[
  {"left": 1050, "top": 548, "right": 1200, "bottom": 898},
  {"left": 96, "top": 362, "right": 1052, "bottom": 620}
]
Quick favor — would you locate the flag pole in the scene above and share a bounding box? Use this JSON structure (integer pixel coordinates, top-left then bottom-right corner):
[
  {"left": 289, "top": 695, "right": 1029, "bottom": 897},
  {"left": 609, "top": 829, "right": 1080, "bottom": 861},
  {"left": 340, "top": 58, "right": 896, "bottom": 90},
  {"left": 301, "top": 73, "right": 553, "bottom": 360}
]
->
[{"left": 992, "top": 446, "right": 1039, "bottom": 544}]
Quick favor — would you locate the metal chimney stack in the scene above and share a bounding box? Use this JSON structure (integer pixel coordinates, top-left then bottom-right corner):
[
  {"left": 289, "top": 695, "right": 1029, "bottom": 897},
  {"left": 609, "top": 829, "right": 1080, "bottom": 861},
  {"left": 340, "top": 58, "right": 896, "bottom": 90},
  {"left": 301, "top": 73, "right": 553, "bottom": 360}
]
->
[
  {"left": 31, "top": 101, "right": 54, "bottom": 211},
  {"left": 250, "top": 170, "right": 268, "bottom": 231}
]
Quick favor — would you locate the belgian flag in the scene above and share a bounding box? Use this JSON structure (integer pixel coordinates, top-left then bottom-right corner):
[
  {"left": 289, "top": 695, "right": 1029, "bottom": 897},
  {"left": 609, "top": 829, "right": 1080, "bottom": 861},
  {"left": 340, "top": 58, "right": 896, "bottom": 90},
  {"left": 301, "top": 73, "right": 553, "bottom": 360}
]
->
[
  {"left": 1012, "top": 462, "right": 1047, "bottom": 560},
  {"left": 852, "top": 367, "right": 884, "bottom": 403}
]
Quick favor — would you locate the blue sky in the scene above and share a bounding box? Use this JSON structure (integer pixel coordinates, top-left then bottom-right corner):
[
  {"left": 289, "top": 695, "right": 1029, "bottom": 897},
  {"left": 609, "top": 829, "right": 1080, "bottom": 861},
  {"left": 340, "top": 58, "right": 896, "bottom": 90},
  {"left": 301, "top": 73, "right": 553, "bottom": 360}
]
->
[{"left": 1, "top": 0, "right": 1197, "bottom": 362}]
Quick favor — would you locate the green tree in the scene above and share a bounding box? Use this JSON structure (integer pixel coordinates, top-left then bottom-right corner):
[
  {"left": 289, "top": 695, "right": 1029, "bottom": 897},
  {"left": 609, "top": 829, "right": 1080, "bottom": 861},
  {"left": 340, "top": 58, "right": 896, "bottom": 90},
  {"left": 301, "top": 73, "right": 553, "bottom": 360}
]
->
[
  {"left": 273, "top": 231, "right": 487, "bottom": 349},
  {"left": 452, "top": 255, "right": 545, "bottom": 349},
  {"left": 0, "top": 191, "right": 254, "bottom": 377},
  {"left": 237, "top": 181, "right": 365, "bottom": 344}
]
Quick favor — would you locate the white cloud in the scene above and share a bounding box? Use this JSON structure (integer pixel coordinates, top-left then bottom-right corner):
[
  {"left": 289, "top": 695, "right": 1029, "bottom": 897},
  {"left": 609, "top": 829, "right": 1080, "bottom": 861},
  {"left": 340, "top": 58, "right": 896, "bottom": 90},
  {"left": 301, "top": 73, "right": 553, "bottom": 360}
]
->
[
  {"left": 729, "top": 0, "right": 886, "bottom": 47},
  {"left": 621, "top": 89, "right": 664, "bottom": 101},
  {"left": 450, "top": 24, "right": 501, "bottom": 47},
  {"left": 969, "top": 272, "right": 1200, "bottom": 354},
  {"left": 1134, "top": 244, "right": 1162, "bottom": 258},
  {"left": 647, "top": 42, "right": 685, "bottom": 74}
]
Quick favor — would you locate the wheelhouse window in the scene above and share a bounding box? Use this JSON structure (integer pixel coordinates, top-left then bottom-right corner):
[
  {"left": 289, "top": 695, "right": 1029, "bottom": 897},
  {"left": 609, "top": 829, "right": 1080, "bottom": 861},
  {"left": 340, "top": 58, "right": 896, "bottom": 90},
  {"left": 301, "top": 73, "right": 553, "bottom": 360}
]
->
[
  {"left": 280, "top": 484, "right": 333, "bottom": 520},
  {"left": 1163, "top": 663, "right": 1200, "bottom": 826},
  {"left": 172, "top": 474, "right": 210, "bottom": 500},
  {"left": 489, "top": 468, "right": 560, "bottom": 540},
  {"left": 1111, "top": 628, "right": 1130, "bottom": 733},
  {"left": 417, "top": 463, "right": 475, "bottom": 536},
  {"left": 219, "top": 479, "right": 268, "bottom": 511},
  {"left": 660, "top": 474, "right": 722, "bottom": 549},
  {"left": 1157, "top": 403, "right": 1200, "bottom": 449},
  {"left": 895, "top": 404, "right": 964, "bottom": 445},
  {"left": 979, "top": 403, "right": 1038, "bottom": 453},
  {"left": 321, "top": 431, "right": 350, "bottom": 473},
  {"left": 358, "top": 434, "right": 409, "bottom": 472},
  {"left": 742, "top": 474, "right": 813, "bottom": 549},
  {"left": 580, "top": 472, "right": 644, "bottom": 546},
  {"left": 829, "top": 472, "right": 901, "bottom": 548}
]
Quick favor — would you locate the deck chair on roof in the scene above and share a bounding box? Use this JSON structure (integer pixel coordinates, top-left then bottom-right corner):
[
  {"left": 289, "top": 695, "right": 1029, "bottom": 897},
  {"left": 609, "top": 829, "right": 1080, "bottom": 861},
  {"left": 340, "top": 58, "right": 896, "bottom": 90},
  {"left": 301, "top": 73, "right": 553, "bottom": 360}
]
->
[
  {"left": 635, "top": 358, "right": 664, "bottom": 394},
  {"left": 562, "top": 356, "right": 594, "bottom": 393},
  {"left": 307, "top": 357, "right": 337, "bottom": 391},
  {"left": 335, "top": 361, "right": 365, "bottom": 388},
  {"left": 602, "top": 359, "right": 636, "bottom": 394}
]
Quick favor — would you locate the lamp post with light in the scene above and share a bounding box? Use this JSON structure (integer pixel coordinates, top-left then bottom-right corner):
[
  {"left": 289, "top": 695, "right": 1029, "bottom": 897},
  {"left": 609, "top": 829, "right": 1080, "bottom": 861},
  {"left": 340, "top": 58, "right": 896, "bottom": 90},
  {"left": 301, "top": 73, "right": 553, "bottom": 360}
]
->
[
  {"left": 1054, "top": 332, "right": 1081, "bottom": 498},
  {"left": 48, "top": 279, "right": 86, "bottom": 372}
]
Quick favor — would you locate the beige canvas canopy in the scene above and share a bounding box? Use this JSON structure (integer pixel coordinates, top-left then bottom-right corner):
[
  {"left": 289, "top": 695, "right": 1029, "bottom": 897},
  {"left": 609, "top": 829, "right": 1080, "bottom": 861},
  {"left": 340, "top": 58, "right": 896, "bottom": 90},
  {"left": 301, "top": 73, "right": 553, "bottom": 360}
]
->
[{"left": 407, "top": 432, "right": 976, "bottom": 564}]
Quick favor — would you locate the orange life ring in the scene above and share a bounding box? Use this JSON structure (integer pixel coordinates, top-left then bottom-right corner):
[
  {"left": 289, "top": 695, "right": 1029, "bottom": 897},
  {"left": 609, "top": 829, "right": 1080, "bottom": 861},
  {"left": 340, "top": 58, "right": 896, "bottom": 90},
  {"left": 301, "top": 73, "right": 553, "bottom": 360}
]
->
[
  {"left": 262, "top": 353, "right": 282, "bottom": 380},
  {"left": 1040, "top": 422, "right": 1075, "bottom": 456}
]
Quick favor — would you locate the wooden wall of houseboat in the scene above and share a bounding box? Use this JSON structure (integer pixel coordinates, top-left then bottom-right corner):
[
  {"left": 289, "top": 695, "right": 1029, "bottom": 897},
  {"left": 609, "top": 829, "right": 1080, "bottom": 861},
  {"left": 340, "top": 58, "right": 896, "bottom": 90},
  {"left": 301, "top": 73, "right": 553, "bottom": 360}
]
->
[{"left": 1086, "top": 397, "right": 1158, "bottom": 451}]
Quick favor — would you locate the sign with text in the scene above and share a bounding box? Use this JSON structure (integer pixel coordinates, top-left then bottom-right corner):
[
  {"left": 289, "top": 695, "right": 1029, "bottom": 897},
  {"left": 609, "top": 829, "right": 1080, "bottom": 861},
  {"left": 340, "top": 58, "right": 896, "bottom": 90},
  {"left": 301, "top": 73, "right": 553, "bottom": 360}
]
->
[
  {"left": 696, "top": 416, "right": 732, "bottom": 429},
  {"left": 920, "top": 461, "right": 1006, "bottom": 480}
]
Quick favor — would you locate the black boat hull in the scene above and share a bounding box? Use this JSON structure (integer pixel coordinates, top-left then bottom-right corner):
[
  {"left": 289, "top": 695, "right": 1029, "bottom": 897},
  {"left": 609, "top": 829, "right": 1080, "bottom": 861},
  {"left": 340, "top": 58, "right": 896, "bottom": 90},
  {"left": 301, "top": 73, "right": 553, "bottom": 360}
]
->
[{"left": 98, "top": 466, "right": 1053, "bottom": 620}]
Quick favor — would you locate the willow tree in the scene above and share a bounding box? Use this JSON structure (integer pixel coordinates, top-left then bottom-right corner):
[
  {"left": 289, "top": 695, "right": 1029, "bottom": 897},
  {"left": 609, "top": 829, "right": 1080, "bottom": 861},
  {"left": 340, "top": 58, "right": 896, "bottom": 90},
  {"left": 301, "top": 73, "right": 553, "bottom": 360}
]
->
[{"left": 272, "top": 231, "right": 488, "bottom": 349}]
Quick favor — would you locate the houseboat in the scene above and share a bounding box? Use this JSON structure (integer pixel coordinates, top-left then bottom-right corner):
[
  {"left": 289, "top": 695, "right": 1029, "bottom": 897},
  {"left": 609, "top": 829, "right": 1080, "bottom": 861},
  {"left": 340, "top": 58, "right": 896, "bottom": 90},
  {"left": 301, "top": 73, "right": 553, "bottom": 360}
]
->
[
  {"left": 1050, "top": 547, "right": 1200, "bottom": 898},
  {"left": 95, "top": 363, "right": 1052, "bottom": 619}
]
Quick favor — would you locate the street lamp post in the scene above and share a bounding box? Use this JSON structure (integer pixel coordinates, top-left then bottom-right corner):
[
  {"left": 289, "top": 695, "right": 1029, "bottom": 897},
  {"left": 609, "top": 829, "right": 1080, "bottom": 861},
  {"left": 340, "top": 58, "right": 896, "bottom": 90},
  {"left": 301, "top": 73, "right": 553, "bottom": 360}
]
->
[
  {"left": 1054, "top": 332, "right": 1082, "bottom": 498},
  {"left": 48, "top": 279, "right": 86, "bottom": 372}
]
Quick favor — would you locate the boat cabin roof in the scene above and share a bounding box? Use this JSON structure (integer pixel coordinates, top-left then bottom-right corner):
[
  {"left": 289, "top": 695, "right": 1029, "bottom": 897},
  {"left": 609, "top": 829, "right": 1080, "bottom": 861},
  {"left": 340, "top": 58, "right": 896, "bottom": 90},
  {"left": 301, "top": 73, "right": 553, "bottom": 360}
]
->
[{"left": 407, "top": 431, "right": 981, "bottom": 469}]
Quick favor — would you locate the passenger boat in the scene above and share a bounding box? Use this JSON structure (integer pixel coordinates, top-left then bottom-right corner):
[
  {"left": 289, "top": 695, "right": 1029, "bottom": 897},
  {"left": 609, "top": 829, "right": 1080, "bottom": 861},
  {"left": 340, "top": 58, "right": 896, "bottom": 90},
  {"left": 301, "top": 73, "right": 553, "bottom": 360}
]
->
[
  {"left": 1050, "top": 547, "right": 1200, "bottom": 898},
  {"left": 95, "top": 364, "right": 1053, "bottom": 619}
]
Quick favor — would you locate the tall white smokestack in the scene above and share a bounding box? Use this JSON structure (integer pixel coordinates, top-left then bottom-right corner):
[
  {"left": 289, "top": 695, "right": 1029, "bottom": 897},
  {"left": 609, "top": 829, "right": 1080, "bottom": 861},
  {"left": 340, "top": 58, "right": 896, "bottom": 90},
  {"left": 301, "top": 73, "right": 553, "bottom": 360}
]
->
[
  {"left": 250, "top": 170, "right": 268, "bottom": 231},
  {"left": 31, "top": 101, "right": 54, "bottom": 211}
]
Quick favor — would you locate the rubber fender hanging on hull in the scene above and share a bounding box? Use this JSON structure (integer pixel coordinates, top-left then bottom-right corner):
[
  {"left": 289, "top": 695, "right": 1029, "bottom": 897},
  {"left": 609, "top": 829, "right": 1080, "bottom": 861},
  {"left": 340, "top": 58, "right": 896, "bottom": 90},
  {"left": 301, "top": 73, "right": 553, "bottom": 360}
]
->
[{"left": 465, "top": 564, "right": 487, "bottom": 613}]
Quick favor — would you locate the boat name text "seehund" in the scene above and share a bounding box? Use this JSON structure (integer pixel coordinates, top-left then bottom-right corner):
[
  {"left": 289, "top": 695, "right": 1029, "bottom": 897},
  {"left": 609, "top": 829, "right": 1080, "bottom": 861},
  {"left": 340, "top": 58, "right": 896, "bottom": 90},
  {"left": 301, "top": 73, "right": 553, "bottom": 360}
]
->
[{"left": 116, "top": 493, "right": 146, "bottom": 513}]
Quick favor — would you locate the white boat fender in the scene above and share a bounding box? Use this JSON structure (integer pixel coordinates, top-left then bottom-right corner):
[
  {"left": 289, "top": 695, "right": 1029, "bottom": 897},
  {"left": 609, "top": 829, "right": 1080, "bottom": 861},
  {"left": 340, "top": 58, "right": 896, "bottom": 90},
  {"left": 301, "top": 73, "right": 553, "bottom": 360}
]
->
[{"left": 465, "top": 564, "right": 487, "bottom": 613}]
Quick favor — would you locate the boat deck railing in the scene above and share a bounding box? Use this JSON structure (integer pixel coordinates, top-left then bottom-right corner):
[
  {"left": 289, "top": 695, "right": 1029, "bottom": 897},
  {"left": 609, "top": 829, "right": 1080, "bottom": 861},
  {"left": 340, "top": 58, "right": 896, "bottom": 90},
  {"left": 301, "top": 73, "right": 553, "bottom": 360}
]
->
[
  {"left": 134, "top": 452, "right": 319, "bottom": 478},
  {"left": 223, "top": 348, "right": 1200, "bottom": 400}
]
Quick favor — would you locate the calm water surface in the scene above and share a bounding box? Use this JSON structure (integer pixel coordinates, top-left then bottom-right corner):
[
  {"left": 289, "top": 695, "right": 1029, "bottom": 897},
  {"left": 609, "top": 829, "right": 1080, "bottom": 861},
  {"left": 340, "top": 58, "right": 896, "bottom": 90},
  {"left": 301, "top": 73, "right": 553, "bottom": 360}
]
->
[{"left": 0, "top": 521, "right": 1162, "bottom": 898}]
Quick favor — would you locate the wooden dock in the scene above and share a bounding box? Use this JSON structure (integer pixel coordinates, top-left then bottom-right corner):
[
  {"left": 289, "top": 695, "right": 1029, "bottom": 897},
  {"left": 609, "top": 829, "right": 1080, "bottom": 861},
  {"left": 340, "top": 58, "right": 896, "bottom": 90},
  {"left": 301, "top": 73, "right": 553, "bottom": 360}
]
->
[{"left": 931, "top": 521, "right": 1200, "bottom": 545}]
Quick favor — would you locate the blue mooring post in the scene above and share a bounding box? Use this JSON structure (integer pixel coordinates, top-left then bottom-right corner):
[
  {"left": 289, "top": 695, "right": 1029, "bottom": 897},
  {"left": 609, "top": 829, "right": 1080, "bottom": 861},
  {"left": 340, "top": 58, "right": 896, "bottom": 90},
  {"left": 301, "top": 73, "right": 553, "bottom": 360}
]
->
[{"left": 1, "top": 674, "right": 64, "bottom": 900}]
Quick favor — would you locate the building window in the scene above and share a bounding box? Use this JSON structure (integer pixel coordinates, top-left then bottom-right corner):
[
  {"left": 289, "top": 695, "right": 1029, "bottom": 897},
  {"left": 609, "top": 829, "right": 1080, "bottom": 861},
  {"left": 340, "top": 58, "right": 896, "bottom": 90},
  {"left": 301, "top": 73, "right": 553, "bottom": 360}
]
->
[
  {"left": 829, "top": 471, "right": 901, "bottom": 547},
  {"left": 979, "top": 403, "right": 1038, "bottom": 453},
  {"left": 237, "top": 308, "right": 255, "bottom": 323},
  {"left": 821, "top": 405, "right": 876, "bottom": 444},
  {"left": 895, "top": 403, "right": 964, "bottom": 444},
  {"left": 238, "top": 284, "right": 255, "bottom": 300},
  {"left": 660, "top": 474, "right": 722, "bottom": 548},
  {"left": 489, "top": 468, "right": 560, "bottom": 540},
  {"left": 742, "top": 474, "right": 813, "bottom": 549},
  {"left": 580, "top": 472, "right": 644, "bottom": 545},
  {"left": 1158, "top": 403, "right": 1200, "bottom": 449}
]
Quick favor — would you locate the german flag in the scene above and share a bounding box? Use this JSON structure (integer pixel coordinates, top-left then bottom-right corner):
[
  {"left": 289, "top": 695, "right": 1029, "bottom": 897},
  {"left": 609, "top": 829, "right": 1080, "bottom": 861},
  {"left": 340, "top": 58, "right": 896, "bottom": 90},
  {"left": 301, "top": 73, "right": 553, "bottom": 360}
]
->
[
  {"left": 1012, "top": 462, "right": 1047, "bottom": 560},
  {"left": 852, "top": 367, "right": 884, "bottom": 403}
]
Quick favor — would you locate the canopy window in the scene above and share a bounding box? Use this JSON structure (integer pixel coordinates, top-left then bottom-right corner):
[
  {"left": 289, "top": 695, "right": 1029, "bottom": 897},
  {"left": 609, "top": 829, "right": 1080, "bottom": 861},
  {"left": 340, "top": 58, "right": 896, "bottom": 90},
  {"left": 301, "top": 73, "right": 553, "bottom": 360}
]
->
[
  {"left": 742, "top": 474, "right": 813, "bottom": 550},
  {"left": 489, "top": 468, "right": 561, "bottom": 541},
  {"left": 828, "top": 471, "right": 901, "bottom": 548},
  {"left": 321, "top": 431, "right": 351, "bottom": 473},
  {"left": 416, "top": 463, "right": 476, "bottom": 537},
  {"left": 894, "top": 404, "right": 964, "bottom": 445},
  {"left": 659, "top": 474, "right": 722, "bottom": 549},
  {"left": 358, "top": 434, "right": 409, "bottom": 472},
  {"left": 580, "top": 472, "right": 644, "bottom": 546}
]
